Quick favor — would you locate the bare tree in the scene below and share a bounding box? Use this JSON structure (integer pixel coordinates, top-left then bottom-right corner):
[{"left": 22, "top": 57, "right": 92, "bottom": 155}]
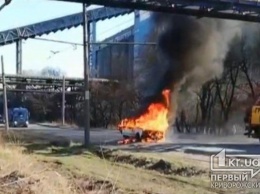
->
[
  {"left": 215, "top": 39, "right": 241, "bottom": 122},
  {"left": 195, "top": 80, "right": 217, "bottom": 133}
]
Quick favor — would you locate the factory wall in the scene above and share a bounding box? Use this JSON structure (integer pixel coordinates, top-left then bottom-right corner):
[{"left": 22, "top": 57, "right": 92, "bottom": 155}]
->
[
  {"left": 96, "top": 35, "right": 134, "bottom": 81},
  {"left": 133, "top": 11, "right": 153, "bottom": 77},
  {"left": 95, "top": 10, "right": 153, "bottom": 81}
]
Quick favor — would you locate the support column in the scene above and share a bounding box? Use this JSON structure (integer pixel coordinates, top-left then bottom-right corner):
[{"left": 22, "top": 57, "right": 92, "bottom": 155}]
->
[
  {"left": 1, "top": 56, "right": 9, "bottom": 131},
  {"left": 16, "top": 39, "right": 22, "bottom": 74},
  {"left": 133, "top": 10, "right": 140, "bottom": 81},
  {"left": 89, "top": 21, "right": 97, "bottom": 77},
  {"left": 62, "top": 76, "right": 65, "bottom": 126},
  {"left": 83, "top": 3, "right": 90, "bottom": 147}
]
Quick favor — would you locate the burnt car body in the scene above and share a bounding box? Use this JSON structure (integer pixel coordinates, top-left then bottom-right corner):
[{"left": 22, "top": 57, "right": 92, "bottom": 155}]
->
[{"left": 119, "top": 128, "right": 143, "bottom": 141}]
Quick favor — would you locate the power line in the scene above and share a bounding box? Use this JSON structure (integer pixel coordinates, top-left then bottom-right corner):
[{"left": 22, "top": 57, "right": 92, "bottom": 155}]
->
[
  {"left": 98, "top": 15, "right": 134, "bottom": 37},
  {"left": 34, "top": 37, "right": 157, "bottom": 46},
  {"left": 31, "top": 11, "right": 153, "bottom": 61},
  {"left": 97, "top": 11, "right": 149, "bottom": 38}
]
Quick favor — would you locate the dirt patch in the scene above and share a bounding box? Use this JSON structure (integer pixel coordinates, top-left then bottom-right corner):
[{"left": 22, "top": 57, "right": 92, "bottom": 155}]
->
[
  {"left": 73, "top": 176, "right": 162, "bottom": 194},
  {"left": 49, "top": 140, "right": 71, "bottom": 147},
  {"left": 74, "top": 178, "right": 120, "bottom": 194},
  {"left": 95, "top": 149, "right": 207, "bottom": 177},
  {"left": 41, "top": 159, "right": 123, "bottom": 194},
  {"left": 0, "top": 170, "right": 39, "bottom": 194}
]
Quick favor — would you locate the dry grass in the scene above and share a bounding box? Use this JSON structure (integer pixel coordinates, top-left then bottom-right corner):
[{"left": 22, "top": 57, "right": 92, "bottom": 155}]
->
[
  {"left": 0, "top": 130, "right": 256, "bottom": 194},
  {"left": 33, "top": 146, "right": 219, "bottom": 194},
  {"left": 0, "top": 134, "right": 77, "bottom": 194}
]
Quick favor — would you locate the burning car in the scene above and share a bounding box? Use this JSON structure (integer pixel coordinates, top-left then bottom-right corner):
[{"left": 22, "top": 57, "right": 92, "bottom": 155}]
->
[
  {"left": 118, "top": 128, "right": 143, "bottom": 143},
  {"left": 115, "top": 13, "right": 228, "bottom": 145},
  {"left": 117, "top": 89, "right": 170, "bottom": 144}
]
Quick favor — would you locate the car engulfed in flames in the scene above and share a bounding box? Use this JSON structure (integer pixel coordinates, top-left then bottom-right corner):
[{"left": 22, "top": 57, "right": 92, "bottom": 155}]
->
[{"left": 117, "top": 89, "right": 170, "bottom": 144}]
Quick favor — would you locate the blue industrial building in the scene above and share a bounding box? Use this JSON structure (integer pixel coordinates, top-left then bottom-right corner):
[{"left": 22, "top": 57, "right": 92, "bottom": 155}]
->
[
  {"left": 95, "top": 34, "right": 134, "bottom": 81},
  {"left": 94, "top": 10, "right": 154, "bottom": 81}
]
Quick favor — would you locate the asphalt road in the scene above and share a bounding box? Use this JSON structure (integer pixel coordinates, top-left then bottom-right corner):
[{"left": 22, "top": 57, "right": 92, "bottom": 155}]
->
[
  {"left": 3, "top": 123, "right": 260, "bottom": 156},
  {"left": 115, "top": 130, "right": 260, "bottom": 155},
  {"left": 1, "top": 123, "right": 122, "bottom": 145}
]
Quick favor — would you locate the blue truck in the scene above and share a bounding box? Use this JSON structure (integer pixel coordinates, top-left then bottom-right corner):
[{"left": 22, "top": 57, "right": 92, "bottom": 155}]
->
[{"left": 7, "top": 107, "right": 30, "bottom": 127}]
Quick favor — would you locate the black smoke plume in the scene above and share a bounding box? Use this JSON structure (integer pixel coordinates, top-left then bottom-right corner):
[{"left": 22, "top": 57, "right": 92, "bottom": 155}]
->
[{"left": 136, "top": 13, "right": 240, "bottom": 123}]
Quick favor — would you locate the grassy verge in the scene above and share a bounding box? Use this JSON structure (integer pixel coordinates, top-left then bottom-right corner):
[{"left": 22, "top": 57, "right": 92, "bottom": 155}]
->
[
  {"left": 0, "top": 130, "right": 257, "bottom": 194},
  {"left": 29, "top": 146, "right": 214, "bottom": 194}
]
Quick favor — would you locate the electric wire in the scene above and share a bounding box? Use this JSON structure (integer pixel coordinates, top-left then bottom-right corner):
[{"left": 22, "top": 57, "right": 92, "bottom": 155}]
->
[
  {"left": 34, "top": 37, "right": 156, "bottom": 46},
  {"left": 32, "top": 11, "right": 152, "bottom": 60}
]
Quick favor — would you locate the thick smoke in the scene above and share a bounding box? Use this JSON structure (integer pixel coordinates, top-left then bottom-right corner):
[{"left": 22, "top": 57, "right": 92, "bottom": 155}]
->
[{"left": 137, "top": 13, "right": 241, "bottom": 124}]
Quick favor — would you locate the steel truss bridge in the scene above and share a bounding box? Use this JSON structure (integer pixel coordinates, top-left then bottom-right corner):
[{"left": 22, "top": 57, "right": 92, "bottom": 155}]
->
[
  {"left": 0, "top": 74, "right": 118, "bottom": 94},
  {"left": 0, "top": 6, "right": 134, "bottom": 74},
  {"left": 61, "top": 0, "right": 260, "bottom": 22},
  {"left": 2, "top": 0, "right": 260, "bottom": 79}
]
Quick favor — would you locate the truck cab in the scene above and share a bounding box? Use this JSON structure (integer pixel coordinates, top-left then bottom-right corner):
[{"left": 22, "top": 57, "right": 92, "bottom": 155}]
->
[{"left": 9, "top": 107, "right": 30, "bottom": 127}]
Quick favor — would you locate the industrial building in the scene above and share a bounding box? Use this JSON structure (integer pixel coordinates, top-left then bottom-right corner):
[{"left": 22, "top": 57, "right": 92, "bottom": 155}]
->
[{"left": 91, "top": 10, "right": 154, "bottom": 81}]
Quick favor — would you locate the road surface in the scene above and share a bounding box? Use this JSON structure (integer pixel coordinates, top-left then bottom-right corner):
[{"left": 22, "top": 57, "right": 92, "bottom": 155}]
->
[
  {"left": 2, "top": 123, "right": 260, "bottom": 156},
  {"left": 1, "top": 123, "right": 122, "bottom": 145}
]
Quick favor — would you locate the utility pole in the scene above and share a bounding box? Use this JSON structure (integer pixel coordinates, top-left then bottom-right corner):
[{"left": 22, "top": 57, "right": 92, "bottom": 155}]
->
[
  {"left": 62, "top": 76, "right": 65, "bottom": 126},
  {"left": 83, "top": 3, "right": 90, "bottom": 147},
  {"left": 1, "top": 56, "right": 9, "bottom": 131}
]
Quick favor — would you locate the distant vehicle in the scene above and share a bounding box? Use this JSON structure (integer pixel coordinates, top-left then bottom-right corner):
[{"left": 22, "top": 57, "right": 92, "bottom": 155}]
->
[{"left": 8, "top": 107, "right": 30, "bottom": 127}]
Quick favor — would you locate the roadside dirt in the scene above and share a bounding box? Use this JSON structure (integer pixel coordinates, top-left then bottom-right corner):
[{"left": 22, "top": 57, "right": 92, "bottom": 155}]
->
[
  {"left": 0, "top": 170, "right": 37, "bottom": 194},
  {"left": 95, "top": 149, "right": 207, "bottom": 177},
  {"left": 74, "top": 178, "right": 120, "bottom": 194},
  {"left": 35, "top": 159, "right": 121, "bottom": 194},
  {"left": 0, "top": 166, "right": 120, "bottom": 194}
]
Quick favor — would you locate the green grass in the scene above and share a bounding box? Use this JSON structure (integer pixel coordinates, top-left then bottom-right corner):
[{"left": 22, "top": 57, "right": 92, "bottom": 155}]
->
[{"left": 22, "top": 142, "right": 218, "bottom": 194}]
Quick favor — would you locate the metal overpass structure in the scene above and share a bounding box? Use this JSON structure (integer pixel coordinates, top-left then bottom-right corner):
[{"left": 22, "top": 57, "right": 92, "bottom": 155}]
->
[
  {"left": 4, "top": 0, "right": 260, "bottom": 78},
  {"left": 0, "top": 74, "right": 118, "bottom": 94},
  {"left": 61, "top": 0, "right": 260, "bottom": 22},
  {"left": 57, "top": 0, "right": 260, "bottom": 80},
  {"left": 0, "top": 6, "right": 134, "bottom": 74}
]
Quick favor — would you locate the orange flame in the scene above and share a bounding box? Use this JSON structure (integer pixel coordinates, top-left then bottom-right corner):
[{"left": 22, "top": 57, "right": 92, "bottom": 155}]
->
[{"left": 118, "top": 89, "right": 171, "bottom": 144}]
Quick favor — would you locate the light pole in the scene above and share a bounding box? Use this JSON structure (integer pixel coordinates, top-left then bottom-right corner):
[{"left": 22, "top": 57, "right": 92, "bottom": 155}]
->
[{"left": 83, "top": 3, "right": 90, "bottom": 147}]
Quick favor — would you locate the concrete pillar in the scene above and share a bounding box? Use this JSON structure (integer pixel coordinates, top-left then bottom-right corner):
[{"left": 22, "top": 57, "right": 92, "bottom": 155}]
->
[
  {"left": 133, "top": 10, "right": 140, "bottom": 79},
  {"left": 134, "top": 10, "right": 152, "bottom": 85},
  {"left": 89, "top": 21, "right": 97, "bottom": 77},
  {"left": 16, "top": 39, "right": 22, "bottom": 74}
]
